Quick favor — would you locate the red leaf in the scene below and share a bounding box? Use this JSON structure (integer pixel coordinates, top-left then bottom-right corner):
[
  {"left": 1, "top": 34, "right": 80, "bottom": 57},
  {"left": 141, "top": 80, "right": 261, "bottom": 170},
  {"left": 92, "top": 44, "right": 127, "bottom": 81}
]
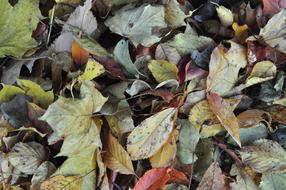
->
[{"left": 133, "top": 168, "right": 170, "bottom": 190}]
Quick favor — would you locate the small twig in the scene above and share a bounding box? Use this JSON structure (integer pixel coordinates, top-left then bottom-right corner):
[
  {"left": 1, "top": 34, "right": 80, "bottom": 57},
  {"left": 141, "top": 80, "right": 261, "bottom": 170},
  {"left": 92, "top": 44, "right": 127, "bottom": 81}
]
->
[
  {"left": 47, "top": 5, "right": 55, "bottom": 46},
  {"left": 212, "top": 139, "right": 245, "bottom": 167}
]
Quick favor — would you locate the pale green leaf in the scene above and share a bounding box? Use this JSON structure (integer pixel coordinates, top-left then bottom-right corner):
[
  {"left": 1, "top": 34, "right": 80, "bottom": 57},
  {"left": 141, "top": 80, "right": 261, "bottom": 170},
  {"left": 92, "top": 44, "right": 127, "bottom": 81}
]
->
[
  {"left": 164, "top": 33, "right": 214, "bottom": 55},
  {"left": 105, "top": 4, "right": 167, "bottom": 47},
  {"left": 0, "top": 84, "right": 24, "bottom": 103},
  {"left": 0, "top": 0, "right": 41, "bottom": 57},
  {"left": 230, "top": 164, "right": 258, "bottom": 190},
  {"left": 165, "top": 0, "right": 186, "bottom": 27}
]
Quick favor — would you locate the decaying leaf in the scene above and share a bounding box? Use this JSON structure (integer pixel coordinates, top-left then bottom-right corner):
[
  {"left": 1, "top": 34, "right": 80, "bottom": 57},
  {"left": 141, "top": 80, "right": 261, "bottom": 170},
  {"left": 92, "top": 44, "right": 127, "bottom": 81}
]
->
[
  {"left": 197, "top": 162, "right": 226, "bottom": 190},
  {"left": 150, "top": 129, "right": 178, "bottom": 168},
  {"left": 78, "top": 58, "right": 105, "bottom": 81},
  {"left": 165, "top": 0, "right": 186, "bottom": 27},
  {"left": 40, "top": 175, "right": 81, "bottom": 190},
  {"left": 239, "top": 139, "right": 286, "bottom": 173},
  {"left": 8, "top": 142, "right": 47, "bottom": 175},
  {"left": 230, "top": 164, "right": 258, "bottom": 190},
  {"left": 127, "top": 108, "right": 176, "bottom": 160},
  {"left": 104, "top": 133, "right": 134, "bottom": 175}
]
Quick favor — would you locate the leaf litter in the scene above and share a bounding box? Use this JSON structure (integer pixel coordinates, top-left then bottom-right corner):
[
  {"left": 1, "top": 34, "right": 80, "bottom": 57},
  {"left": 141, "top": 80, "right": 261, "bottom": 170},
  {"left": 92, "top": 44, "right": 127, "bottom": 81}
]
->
[{"left": 1, "top": 0, "right": 286, "bottom": 189}]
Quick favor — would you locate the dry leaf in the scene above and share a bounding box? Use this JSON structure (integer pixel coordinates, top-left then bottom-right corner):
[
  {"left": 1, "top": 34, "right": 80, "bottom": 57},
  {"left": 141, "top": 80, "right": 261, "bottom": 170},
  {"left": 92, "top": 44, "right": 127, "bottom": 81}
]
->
[{"left": 40, "top": 175, "right": 81, "bottom": 190}]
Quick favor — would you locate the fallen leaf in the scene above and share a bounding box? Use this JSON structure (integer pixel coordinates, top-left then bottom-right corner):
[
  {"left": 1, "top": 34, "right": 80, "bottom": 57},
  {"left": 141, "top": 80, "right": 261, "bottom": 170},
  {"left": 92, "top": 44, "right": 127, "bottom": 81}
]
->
[
  {"left": 40, "top": 175, "right": 81, "bottom": 190},
  {"left": 31, "top": 161, "right": 57, "bottom": 188},
  {"left": 176, "top": 119, "right": 200, "bottom": 164},
  {"left": 0, "top": 84, "right": 24, "bottom": 104},
  {"left": 78, "top": 58, "right": 105, "bottom": 81},
  {"left": 230, "top": 164, "right": 258, "bottom": 190},
  {"left": 72, "top": 40, "right": 89, "bottom": 65},
  {"left": 215, "top": 4, "right": 233, "bottom": 27},
  {"left": 17, "top": 79, "right": 54, "bottom": 108},
  {"left": 155, "top": 44, "right": 181, "bottom": 65},
  {"left": 245, "top": 61, "right": 277, "bottom": 87},
  {"left": 148, "top": 60, "right": 178, "bottom": 83},
  {"left": 259, "top": 9, "right": 286, "bottom": 53},
  {"left": 105, "top": 4, "right": 167, "bottom": 47},
  {"left": 239, "top": 139, "right": 286, "bottom": 173},
  {"left": 197, "top": 162, "right": 226, "bottom": 190},
  {"left": 207, "top": 41, "right": 247, "bottom": 96},
  {"left": 150, "top": 129, "right": 178, "bottom": 168},
  {"left": 114, "top": 39, "right": 139, "bottom": 77},
  {"left": 262, "top": 0, "right": 286, "bottom": 15},
  {"left": 104, "top": 133, "right": 134, "bottom": 175},
  {"left": 8, "top": 142, "right": 47, "bottom": 175},
  {"left": 0, "top": 0, "right": 41, "bottom": 57},
  {"left": 260, "top": 172, "right": 286, "bottom": 190},
  {"left": 133, "top": 167, "right": 170, "bottom": 190},
  {"left": 127, "top": 108, "right": 176, "bottom": 160},
  {"left": 207, "top": 92, "right": 241, "bottom": 147},
  {"left": 164, "top": 33, "right": 214, "bottom": 55},
  {"left": 165, "top": 0, "right": 186, "bottom": 28}
]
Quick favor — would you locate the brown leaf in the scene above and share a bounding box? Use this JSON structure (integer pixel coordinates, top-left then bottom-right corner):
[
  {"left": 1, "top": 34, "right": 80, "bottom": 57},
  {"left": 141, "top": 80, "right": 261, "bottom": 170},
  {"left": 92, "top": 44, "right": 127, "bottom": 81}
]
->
[
  {"left": 207, "top": 92, "right": 241, "bottom": 147},
  {"left": 197, "top": 162, "right": 226, "bottom": 190},
  {"left": 262, "top": 0, "right": 286, "bottom": 15}
]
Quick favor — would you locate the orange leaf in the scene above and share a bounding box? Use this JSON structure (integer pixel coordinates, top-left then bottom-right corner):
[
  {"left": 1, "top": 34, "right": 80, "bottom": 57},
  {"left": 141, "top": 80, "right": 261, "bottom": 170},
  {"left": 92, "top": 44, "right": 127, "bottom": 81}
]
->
[
  {"left": 207, "top": 92, "right": 241, "bottom": 147},
  {"left": 167, "top": 168, "right": 189, "bottom": 186},
  {"left": 72, "top": 40, "right": 89, "bottom": 65},
  {"left": 133, "top": 168, "right": 170, "bottom": 190}
]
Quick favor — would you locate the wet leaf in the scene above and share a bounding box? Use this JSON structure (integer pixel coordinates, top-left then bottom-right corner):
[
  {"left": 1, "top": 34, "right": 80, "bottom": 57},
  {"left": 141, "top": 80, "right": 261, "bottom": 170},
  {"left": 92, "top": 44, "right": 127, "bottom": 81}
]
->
[{"left": 127, "top": 108, "right": 176, "bottom": 160}]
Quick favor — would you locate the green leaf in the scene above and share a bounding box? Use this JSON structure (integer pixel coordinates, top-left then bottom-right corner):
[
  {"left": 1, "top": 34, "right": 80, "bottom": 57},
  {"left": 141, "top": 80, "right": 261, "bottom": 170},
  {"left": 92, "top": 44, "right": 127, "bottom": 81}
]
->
[
  {"left": 239, "top": 139, "right": 286, "bottom": 173},
  {"left": 0, "top": 0, "right": 41, "bottom": 57},
  {"left": 0, "top": 84, "right": 24, "bottom": 103},
  {"left": 127, "top": 108, "right": 176, "bottom": 160},
  {"left": 105, "top": 4, "right": 167, "bottom": 47},
  {"left": 148, "top": 60, "right": 178, "bottom": 83},
  {"left": 17, "top": 80, "right": 54, "bottom": 108}
]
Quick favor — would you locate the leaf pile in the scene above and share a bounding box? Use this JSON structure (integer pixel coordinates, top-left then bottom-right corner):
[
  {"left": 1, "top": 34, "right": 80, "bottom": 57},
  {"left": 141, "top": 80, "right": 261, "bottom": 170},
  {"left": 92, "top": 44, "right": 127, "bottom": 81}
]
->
[{"left": 1, "top": 0, "right": 286, "bottom": 189}]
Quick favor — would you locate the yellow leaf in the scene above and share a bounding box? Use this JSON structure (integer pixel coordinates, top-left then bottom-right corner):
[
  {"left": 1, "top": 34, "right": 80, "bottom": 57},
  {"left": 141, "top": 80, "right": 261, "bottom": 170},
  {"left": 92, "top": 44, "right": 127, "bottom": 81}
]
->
[
  {"left": 149, "top": 128, "right": 178, "bottom": 168},
  {"left": 78, "top": 58, "right": 105, "bottom": 81},
  {"left": 40, "top": 175, "right": 81, "bottom": 190},
  {"left": 127, "top": 108, "right": 176, "bottom": 160},
  {"left": 55, "top": 146, "right": 97, "bottom": 190},
  {"left": 0, "top": 84, "right": 24, "bottom": 103},
  {"left": 165, "top": 0, "right": 186, "bottom": 27},
  {"left": 189, "top": 98, "right": 240, "bottom": 138},
  {"left": 207, "top": 92, "right": 241, "bottom": 147},
  {"left": 17, "top": 80, "right": 54, "bottom": 108},
  {"left": 232, "top": 22, "right": 248, "bottom": 43},
  {"left": 148, "top": 60, "right": 178, "bottom": 83},
  {"left": 245, "top": 61, "right": 276, "bottom": 87},
  {"left": 104, "top": 133, "right": 134, "bottom": 175}
]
